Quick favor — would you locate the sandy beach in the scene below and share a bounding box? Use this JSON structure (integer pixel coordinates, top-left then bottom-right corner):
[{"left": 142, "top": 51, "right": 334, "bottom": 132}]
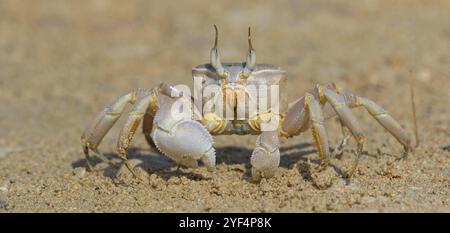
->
[{"left": 0, "top": 0, "right": 449, "bottom": 212}]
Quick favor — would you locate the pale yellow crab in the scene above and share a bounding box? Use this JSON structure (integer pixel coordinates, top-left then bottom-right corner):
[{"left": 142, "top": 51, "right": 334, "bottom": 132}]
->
[{"left": 81, "top": 26, "right": 411, "bottom": 180}]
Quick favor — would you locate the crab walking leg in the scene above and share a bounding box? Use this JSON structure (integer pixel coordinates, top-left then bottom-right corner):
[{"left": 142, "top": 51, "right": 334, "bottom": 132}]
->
[
  {"left": 330, "top": 120, "right": 351, "bottom": 158},
  {"left": 250, "top": 130, "right": 280, "bottom": 180},
  {"left": 305, "top": 93, "right": 331, "bottom": 168},
  {"left": 142, "top": 95, "right": 158, "bottom": 149},
  {"left": 357, "top": 97, "right": 411, "bottom": 156},
  {"left": 324, "top": 89, "right": 366, "bottom": 177},
  {"left": 81, "top": 90, "right": 140, "bottom": 171},
  {"left": 116, "top": 92, "right": 155, "bottom": 178}
]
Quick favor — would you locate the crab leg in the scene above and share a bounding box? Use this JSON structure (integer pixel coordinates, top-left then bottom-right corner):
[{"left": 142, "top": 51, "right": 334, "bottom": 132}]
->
[
  {"left": 305, "top": 93, "right": 331, "bottom": 169},
  {"left": 324, "top": 88, "right": 365, "bottom": 177},
  {"left": 116, "top": 91, "right": 157, "bottom": 178},
  {"left": 81, "top": 89, "right": 140, "bottom": 170},
  {"left": 250, "top": 130, "right": 280, "bottom": 181},
  {"left": 142, "top": 101, "right": 158, "bottom": 149},
  {"left": 332, "top": 121, "right": 351, "bottom": 157},
  {"left": 357, "top": 97, "right": 411, "bottom": 156}
]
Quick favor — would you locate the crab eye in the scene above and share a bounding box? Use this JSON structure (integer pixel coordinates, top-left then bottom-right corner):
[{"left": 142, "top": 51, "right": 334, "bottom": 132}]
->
[
  {"left": 210, "top": 47, "right": 225, "bottom": 75},
  {"left": 210, "top": 25, "right": 226, "bottom": 77},
  {"left": 243, "top": 27, "right": 256, "bottom": 77},
  {"left": 246, "top": 48, "right": 256, "bottom": 70}
]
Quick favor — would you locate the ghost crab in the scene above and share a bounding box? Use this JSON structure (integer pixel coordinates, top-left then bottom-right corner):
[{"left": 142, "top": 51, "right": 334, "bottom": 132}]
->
[{"left": 81, "top": 26, "right": 412, "bottom": 181}]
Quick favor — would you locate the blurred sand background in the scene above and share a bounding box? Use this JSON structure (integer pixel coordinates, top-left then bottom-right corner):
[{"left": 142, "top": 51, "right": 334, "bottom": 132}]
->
[{"left": 0, "top": 0, "right": 449, "bottom": 212}]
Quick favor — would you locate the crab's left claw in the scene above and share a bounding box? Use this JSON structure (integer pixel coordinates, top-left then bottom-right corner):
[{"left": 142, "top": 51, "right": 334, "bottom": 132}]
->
[{"left": 151, "top": 94, "right": 217, "bottom": 172}]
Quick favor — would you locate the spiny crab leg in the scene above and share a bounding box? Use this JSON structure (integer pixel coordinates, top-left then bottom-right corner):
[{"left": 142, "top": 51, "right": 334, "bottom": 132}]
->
[
  {"left": 81, "top": 81, "right": 217, "bottom": 180},
  {"left": 81, "top": 89, "right": 141, "bottom": 171},
  {"left": 281, "top": 83, "right": 412, "bottom": 178},
  {"left": 116, "top": 91, "right": 156, "bottom": 180},
  {"left": 304, "top": 93, "right": 331, "bottom": 169},
  {"left": 323, "top": 88, "right": 365, "bottom": 177},
  {"left": 358, "top": 97, "right": 412, "bottom": 158},
  {"left": 331, "top": 121, "right": 351, "bottom": 158}
]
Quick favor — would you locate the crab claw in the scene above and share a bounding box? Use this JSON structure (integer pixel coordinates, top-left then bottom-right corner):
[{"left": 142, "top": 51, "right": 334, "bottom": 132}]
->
[
  {"left": 152, "top": 120, "right": 216, "bottom": 170},
  {"left": 151, "top": 95, "right": 216, "bottom": 171},
  {"left": 250, "top": 131, "right": 280, "bottom": 181}
]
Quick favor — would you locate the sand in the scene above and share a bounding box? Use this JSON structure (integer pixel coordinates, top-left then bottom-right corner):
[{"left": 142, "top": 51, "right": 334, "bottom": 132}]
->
[{"left": 0, "top": 0, "right": 449, "bottom": 212}]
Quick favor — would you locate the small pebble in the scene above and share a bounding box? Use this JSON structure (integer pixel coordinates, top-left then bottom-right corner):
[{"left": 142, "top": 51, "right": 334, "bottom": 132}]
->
[
  {"left": 0, "top": 183, "right": 8, "bottom": 193},
  {"left": 311, "top": 167, "right": 335, "bottom": 189},
  {"left": 168, "top": 177, "right": 181, "bottom": 185},
  {"left": 73, "top": 167, "right": 86, "bottom": 178},
  {"left": 259, "top": 179, "right": 272, "bottom": 192}
]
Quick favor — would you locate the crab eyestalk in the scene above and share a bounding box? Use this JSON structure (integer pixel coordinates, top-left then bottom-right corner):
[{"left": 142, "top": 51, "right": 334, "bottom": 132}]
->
[
  {"left": 242, "top": 27, "right": 256, "bottom": 78},
  {"left": 210, "top": 25, "right": 226, "bottom": 77}
]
